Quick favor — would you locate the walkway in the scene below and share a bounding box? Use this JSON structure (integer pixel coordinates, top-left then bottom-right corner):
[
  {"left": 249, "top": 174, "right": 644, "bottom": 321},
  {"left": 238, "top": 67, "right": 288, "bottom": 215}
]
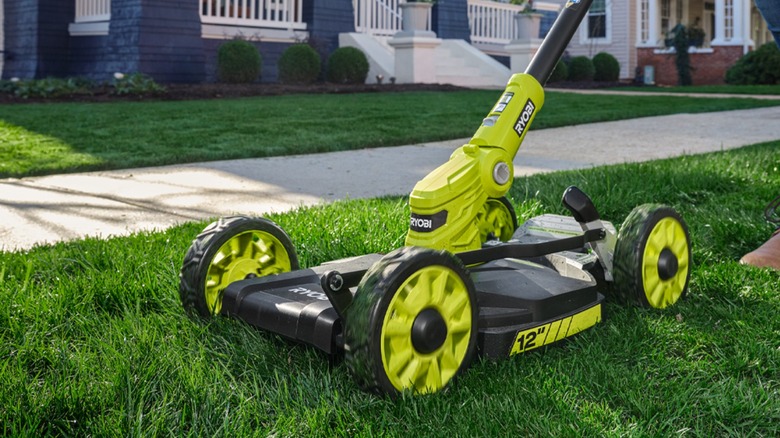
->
[{"left": 1, "top": 106, "right": 779, "bottom": 251}]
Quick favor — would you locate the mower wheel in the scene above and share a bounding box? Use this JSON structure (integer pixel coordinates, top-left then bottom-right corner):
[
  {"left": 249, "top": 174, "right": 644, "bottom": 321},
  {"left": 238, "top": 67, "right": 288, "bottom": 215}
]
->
[
  {"left": 613, "top": 205, "right": 691, "bottom": 309},
  {"left": 344, "top": 247, "right": 477, "bottom": 397},
  {"left": 477, "top": 196, "right": 518, "bottom": 243},
  {"left": 179, "top": 216, "right": 298, "bottom": 317}
]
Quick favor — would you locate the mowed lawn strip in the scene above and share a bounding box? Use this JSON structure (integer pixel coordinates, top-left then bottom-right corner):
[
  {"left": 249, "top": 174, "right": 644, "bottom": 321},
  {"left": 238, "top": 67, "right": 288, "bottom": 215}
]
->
[
  {"left": 1, "top": 141, "right": 778, "bottom": 436},
  {"left": 2, "top": 90, "right": 780, "bottom": 178}
]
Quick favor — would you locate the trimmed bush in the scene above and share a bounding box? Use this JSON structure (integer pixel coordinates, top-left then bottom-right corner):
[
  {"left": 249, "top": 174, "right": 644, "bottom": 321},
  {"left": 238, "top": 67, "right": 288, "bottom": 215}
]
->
[
  {"left": 726, "top": 43, "right": 780, "bottom": 85},
  {"left": 217, "top": 39, "right": 261, "bottom": 84},
  {"left": 278, "top": 44, "right": 321, "bottom": 84},
  {"left": 567, "top": 56, "right": 595, "bottom": 82},
  {"left": 592, "top": 52, "right": 620, "bottom": 82},
  {"left": 327, "top": 47, "right": 370, "bottom": 84},
  {"left": 548, "top": 59, "right": 569, "bottom": 83}
]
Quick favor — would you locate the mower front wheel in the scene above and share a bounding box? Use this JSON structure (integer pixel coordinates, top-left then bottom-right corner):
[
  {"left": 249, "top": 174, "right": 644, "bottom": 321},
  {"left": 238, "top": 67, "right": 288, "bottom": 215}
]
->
[
  {"left": 179, "top": 216, "right": 298, "bottom": 317},
  {"left": 344, "top": 247, "right": 478, "bottom": 397},
  {"left": 613, "top": 205, "right": 691, "bottom": 309}
]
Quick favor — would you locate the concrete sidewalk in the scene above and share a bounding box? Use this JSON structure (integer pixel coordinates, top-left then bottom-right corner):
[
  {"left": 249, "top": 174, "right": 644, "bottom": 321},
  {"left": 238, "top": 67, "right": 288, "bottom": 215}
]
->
[{"left": 2, "top": 106, "right": 779, "bottom": 251}]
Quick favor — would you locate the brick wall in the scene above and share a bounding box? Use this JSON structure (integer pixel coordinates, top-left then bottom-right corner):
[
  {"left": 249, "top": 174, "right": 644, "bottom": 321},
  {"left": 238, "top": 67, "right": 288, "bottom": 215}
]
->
[
  {"left": 138, "top": 0, "right": 204, "bottom": 83},
  {"left": 637, "top": 45, "right": 744, "bottom": 86},
  {"left": 2, "top": 1, "right": 39, "bottom": 78},
  {"left": 432, "top": 0, "right": 470, "bottom": 41}
]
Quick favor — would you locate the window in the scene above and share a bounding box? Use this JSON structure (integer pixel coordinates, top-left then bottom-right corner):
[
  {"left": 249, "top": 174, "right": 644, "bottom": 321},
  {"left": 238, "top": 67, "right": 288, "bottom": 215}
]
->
[{"left": 587, "top": 0, "right": 607, "bottom": 38}]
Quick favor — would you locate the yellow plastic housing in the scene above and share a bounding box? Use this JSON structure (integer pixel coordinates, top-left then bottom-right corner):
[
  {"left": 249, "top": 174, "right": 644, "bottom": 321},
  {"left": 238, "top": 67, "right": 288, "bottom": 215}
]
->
[{"left": 405, "top": 73, "right": 545, "bottom": 252}]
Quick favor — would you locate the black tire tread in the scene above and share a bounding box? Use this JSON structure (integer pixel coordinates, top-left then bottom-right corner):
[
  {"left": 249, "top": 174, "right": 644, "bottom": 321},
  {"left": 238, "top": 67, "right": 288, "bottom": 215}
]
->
[
  {"left": 613, "top": 204, "right": 690, "bottom": 308},
  {"left": 344, "top": 246, "right": 477, "bottom": 397},
  {"left": 179, "top": 216, "right": 298, "bottom": 317}
]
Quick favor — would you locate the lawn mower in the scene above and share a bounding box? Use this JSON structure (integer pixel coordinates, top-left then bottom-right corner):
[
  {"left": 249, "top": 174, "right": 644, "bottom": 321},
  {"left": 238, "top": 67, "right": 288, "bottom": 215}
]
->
[{"left": 178, "top": 0, "right": 691, "bottom": 397}]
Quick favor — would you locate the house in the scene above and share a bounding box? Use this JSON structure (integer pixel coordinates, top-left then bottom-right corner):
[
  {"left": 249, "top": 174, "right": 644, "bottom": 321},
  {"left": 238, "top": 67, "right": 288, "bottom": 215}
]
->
[
  {"left": 0, "top": 0, "right": 773, "bottom": 86},
  {"left": 545, "top": 0, "right": 776, "bottom": 85},
  {"left": 0, "top": 0, "right": 558, "bottom": 86}
]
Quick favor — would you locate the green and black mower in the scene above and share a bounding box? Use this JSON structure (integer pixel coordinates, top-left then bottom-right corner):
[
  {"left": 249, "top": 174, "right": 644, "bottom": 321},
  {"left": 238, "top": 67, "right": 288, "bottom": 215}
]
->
[{"left": 179, "top": 0, "right": 691, "bottom": 397}]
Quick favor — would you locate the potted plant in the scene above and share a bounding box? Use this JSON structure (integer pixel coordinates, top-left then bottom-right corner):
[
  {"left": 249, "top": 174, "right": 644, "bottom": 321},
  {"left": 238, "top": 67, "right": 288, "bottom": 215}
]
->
[
  {"left": 511, "top": 0, "right": 542, "bottom": 41},
  {"left": 688, "top": 26, "right": 706, "bottom": 47},
  {"left": 399, "top": 0, "right": 435, "bottom": 35}
]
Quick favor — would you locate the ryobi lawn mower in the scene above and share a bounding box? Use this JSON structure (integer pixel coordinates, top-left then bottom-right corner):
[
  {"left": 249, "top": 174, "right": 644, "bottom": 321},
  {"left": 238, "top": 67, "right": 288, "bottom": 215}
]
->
[{"left": 178, "top": 0, "right": 691, "bottom": 397}]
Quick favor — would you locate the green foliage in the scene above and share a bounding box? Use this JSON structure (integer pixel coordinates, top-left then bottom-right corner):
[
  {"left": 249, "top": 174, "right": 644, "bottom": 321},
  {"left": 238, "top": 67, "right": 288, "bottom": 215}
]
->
[
  {"left": 326, "top": 47, "right": 370, "bottom": 84},
  {"left": 278, "top": 44, "right": 321, "bottom": 85},
  {"left": 112, "top": 73, "right": 166, "bottom": 96},
  {"left": 672, "top": 24, "right": 693, "bottom": 86},
  {"left": 592, "top": 52, "right": 620, "bottom": 82},
  {"left": 1, "top": 91, "right": 779, "bottom": 178},
  {"left": 1, "top": 143, "right": 780, "bottom": 435},
  {"left": 547, "top": 59, "right": 568, "bottom": 83},
  {"left": 217, "top": 39, "right": 262, "bottom": 84},
  {"left": 726, "top": 43, "right": 780, "bottom": 85},
  {"left": 567, "top": 56, "right": 595, "bottom": 82},
  {"left": 4, "top": 77, "right": 95, "bottom": 99}
]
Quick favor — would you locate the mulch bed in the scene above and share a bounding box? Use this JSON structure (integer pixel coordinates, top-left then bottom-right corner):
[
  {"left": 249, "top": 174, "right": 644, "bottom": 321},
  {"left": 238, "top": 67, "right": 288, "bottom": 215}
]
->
[
  {"left": 0, "top": 80, "right": 635, "bottom": 104},
  {"left": 0, "top": 82, "right": 468, "bottom": 104}
]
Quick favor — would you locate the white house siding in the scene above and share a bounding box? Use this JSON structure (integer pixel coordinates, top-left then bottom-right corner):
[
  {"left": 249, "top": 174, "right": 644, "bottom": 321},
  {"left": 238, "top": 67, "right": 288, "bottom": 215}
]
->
[{"left": 547, "top": 0, "right": 636, "bottom": 80}]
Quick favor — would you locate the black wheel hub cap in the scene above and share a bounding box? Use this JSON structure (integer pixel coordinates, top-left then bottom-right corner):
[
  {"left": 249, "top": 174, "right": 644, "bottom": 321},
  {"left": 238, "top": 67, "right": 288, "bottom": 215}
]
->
[
  {"left": 411, "top": 308, "right": 448, "bottom": 354},
  {"left": 657, "top": 248, "right": 679, "bottom": 280}
]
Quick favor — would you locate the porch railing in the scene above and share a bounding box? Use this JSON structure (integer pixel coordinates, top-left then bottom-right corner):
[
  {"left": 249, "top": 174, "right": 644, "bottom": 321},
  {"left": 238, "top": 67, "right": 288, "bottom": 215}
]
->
[
  {"left": 353, "top": 0, "right": 403, "bottom": 37},
  {"left": 468, "top": 0, "right": 525, "bottom": 45},
  {"left": 200, "top": 0, "right": 306, "bottom": 30},
  {"left": 75, "top": 0, "right": 111, "bottom": 23}
]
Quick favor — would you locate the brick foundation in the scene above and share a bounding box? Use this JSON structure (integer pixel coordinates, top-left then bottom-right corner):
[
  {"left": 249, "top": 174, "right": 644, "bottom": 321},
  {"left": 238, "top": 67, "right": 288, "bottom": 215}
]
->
[{"left": 637, "top": 45, "right": 745, "bottom": 86}]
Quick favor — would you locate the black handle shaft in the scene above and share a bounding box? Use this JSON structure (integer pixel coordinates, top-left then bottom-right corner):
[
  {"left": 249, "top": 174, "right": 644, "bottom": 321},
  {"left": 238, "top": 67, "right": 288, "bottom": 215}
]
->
[{"left": 525, "top": 0, "right": 595, "bottom": 85}]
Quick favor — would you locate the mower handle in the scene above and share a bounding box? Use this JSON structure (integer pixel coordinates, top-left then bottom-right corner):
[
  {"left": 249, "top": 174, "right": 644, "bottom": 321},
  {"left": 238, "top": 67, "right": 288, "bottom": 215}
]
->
[{"left": 525, "top": 0, "right": 595, "bottom": 85}]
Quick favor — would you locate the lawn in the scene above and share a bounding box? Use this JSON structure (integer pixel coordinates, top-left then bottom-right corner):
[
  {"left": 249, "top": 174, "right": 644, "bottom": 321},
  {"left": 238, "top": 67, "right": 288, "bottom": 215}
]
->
[
  {"left": 1, "top": 140, "right": 778, "bottom": 436},
  {"left": 1, "top": 89, "right": 780, "bottom": 178}
]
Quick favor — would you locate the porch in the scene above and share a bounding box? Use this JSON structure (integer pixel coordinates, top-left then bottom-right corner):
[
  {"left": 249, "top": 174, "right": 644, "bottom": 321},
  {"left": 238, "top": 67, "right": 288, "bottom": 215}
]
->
[
  {"left": 70, "top": 0, "right": 558, "bottom": 55},
  {"left": 635, "top": 0, "right": 772, "bottom": 85}
]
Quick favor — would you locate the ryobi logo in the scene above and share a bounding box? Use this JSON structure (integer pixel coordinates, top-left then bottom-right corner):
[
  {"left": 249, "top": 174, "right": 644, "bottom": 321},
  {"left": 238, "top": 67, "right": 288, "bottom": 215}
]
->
[
  {"left": 410, "top": 210, "right": 448, "bottom": 233},
  {"left": 513, "top": 98, "right": 536, "bottom": 138}
]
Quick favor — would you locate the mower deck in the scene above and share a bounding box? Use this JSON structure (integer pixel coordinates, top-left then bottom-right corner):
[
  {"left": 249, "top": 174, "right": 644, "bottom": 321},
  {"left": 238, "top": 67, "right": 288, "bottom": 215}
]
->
[{"left": 221, "top": 214, "right": 606, "bottom": 359}]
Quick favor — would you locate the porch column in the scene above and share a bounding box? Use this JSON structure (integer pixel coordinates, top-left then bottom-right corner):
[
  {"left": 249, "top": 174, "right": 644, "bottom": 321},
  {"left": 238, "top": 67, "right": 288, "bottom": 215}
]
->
[
  {"left": 711, "top": 0, "right": 726, "bottom": 44},
  {"left": 648, "top": 0, "right": 660, "bottom": 46},
  {"left": 730, "top": 0, "right": 744, "bottom": 44}
]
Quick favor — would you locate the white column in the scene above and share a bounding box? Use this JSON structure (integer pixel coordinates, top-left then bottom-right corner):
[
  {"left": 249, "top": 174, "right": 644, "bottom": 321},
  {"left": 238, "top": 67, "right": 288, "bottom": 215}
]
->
[
  {"left": 731, "top": 0, "right": 744, "bottom": 44},
  {"left": 711, "top": 0, "right": 726, "bottom": 44},
  {"left": 648, "top": 0, "right": 660, "bottom": 46},
  {"left": 742, "top": 0, "right": 754, "bottom": 51}
]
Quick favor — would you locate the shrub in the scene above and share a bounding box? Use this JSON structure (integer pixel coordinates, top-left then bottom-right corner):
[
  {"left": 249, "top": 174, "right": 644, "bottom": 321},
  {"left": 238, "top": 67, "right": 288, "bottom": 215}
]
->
[
  {"left": 217, "top": 39, "right": 262, "bottom": 83},
  {"left": 567, "top": 56, "right": 595, "bottom": 82},
  {"left": 726, "top": 43, "right": 780, "bottom": 85},
  {"left": 11, "top": 77, "right": 96, "bottom": 99},
  {"left": 278, "top": 44, "right": 321, "bottom": 84},
  {"left": 112, "top": 73, "right": 166, "bottom": 95},
  {"left": 326, "top": 47, "right": 369, "bottom": 84},
  {"left": 592, "top": 52, "right": 620, "bottom": 82},
  {"left": 547, "top": 59, "right": 568, "bottom": 83}
]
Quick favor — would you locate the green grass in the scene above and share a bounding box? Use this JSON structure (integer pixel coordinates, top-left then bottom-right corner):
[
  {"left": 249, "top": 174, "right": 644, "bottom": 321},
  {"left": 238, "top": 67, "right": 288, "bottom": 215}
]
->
[
  {"left": 2, "top": 141, "right": 779, "bottom": 436},
  {"left": 612, "top": 84, "right": 780, "bottom": 95},
  {"left": 2, "top": 90, "right": 780, "bottom": 178}
]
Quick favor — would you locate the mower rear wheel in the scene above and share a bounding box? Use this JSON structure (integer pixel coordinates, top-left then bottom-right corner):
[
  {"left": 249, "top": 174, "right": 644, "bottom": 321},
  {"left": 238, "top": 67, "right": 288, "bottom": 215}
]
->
[
  {"left": 344, "top": 247, "right": 477, "bottom": 397},
  {"left": 477, "top": 196, "right": 518, "bottom": 243},
  {"left": 613, "top": 205, "right": 691, "bottom": 309},
  {"left": 179, "top": 216, "right": 298, "bottom": 317}
]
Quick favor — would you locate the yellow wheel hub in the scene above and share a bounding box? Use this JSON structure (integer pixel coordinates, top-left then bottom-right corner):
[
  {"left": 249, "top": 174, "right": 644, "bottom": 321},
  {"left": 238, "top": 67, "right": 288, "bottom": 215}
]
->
[
  {"left": 477, "top": 198, "right": 515, "bottom": 242},
  {"left": 380, "top": 265, "right": 473, "bottom": 393},
  {"left": 205, "top": 230, "right": 293, "bottom": 315},
  {"left": 641, "top": 217, "right": 689, "bottom": 309}
]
